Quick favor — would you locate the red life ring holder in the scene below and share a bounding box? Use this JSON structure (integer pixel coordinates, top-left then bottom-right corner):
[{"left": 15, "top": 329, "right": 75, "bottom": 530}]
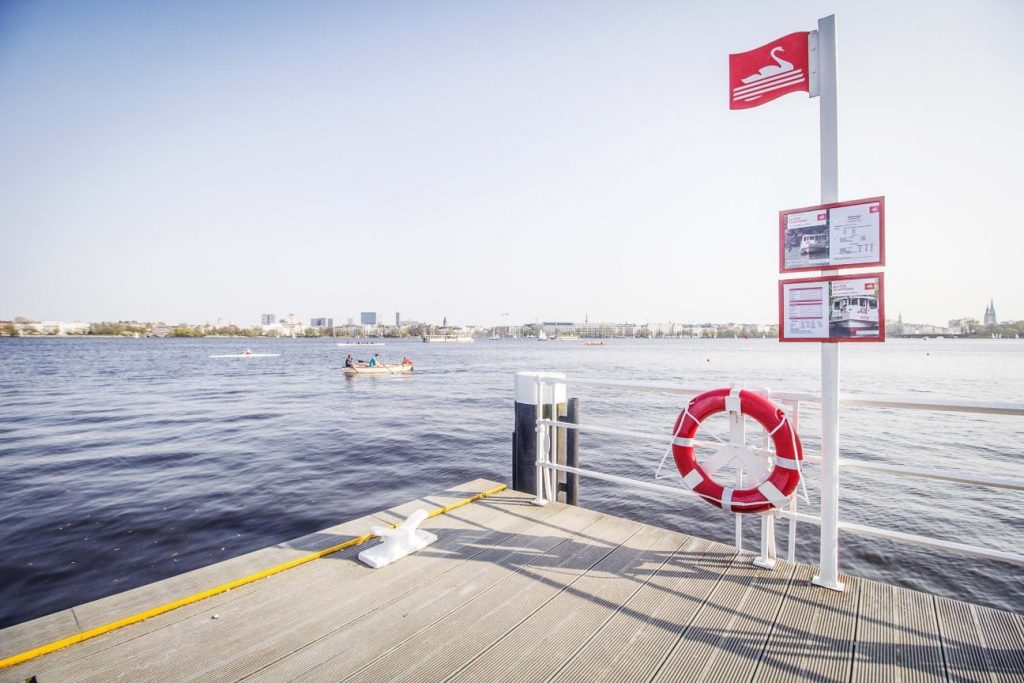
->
[{"left": 671, "top": 387, "right": 803, "bottom": 514}]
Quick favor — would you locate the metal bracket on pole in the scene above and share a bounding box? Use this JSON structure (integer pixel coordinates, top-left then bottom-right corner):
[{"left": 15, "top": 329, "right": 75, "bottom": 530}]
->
[{"left": 807, "top": 30, "right": 820, "bottom": 98}]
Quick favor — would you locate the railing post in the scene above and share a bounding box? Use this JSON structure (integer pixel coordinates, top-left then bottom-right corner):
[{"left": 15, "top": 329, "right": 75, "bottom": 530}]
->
[
  {"left": 727, "top": 389, "right": 746, "bottom": 551},
  {"left": 512, "top": 372, "right": 566, "bottom": 505},
  {"left": 754, "top": 513, "right": 777, "bottom": 569},
  {"left": 535, "top": 380, "right": 548, "bottom": 505},
  {"left": 754, "top": 409, "right": 777, "bottom": 569},
  {"left": 787, "top": 400, "right": 800, "bottom": 564}
]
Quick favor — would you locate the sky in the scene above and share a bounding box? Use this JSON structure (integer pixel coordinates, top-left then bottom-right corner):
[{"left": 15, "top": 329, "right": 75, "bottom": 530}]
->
[{"left": 1, "top": 0, "right": 1022, "bottom": 328}]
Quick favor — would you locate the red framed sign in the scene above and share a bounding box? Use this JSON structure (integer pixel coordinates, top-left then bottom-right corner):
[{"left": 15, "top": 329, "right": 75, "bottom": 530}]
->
[
  {"left": 779, "top": 272, "right": 885, "bottom": 342},
  {"left": 779, "top": 196, "right": 885, "bottom": 273}
]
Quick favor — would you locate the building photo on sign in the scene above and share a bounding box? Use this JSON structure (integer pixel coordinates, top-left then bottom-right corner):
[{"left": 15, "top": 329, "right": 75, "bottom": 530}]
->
[
  {"left": 780, "top": 197, "right": 885, "bottom": 273},
  {"left": 779, "top": 273, "right": 884, "bottom": 342}
]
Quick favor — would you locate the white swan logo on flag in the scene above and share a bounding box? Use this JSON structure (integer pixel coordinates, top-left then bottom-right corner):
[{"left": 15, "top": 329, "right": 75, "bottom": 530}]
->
[{"left": 729, "top": 32, "right": 810, "bottom": 109}]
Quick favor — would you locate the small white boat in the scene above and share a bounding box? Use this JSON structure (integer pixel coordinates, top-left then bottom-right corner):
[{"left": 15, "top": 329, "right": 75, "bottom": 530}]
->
[
  {"left": 210, "top": 352, "right": 280, "bottom": 358},
  {"left": 421, "top": 334, "right": 473, "bottom": 343},
  {"left": 337, "top": 342, "right": 385, "bottom": 347},
  {"left": 343, "top": 362, "right": 413, "bottom": 377}
]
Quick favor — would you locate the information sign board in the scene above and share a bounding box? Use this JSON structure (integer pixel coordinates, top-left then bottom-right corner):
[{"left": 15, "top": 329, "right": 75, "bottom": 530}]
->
[
  {"left": 779, "top": 272, "right": 885, "bottom": 342},
  {"left": 779, "top": 197, "right": 885, "bottom": 273}
]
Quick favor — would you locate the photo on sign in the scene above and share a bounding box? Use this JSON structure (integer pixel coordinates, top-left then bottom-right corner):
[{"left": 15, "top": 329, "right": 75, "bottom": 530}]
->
[
  {"left": 828, "top": 278, "right": 880, "bottom": 339},
  {"left": 782, "top": 209, "right": 830, "bottom": 270}
]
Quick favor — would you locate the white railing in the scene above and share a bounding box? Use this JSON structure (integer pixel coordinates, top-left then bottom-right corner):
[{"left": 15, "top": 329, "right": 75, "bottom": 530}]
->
[{"left": 523, "top": 373, "right": 1024, "bottom": 586}]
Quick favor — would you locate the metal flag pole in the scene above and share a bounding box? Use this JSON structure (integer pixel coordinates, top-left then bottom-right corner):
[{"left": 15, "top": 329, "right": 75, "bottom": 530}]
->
[{"left": 812, "top": 14, "right": 845, "bottom": 592}]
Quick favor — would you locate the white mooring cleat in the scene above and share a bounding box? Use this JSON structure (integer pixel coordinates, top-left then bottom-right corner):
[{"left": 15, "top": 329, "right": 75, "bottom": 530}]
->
[{"left": 357, "top": 508, "right": 438, "bottom": 569}]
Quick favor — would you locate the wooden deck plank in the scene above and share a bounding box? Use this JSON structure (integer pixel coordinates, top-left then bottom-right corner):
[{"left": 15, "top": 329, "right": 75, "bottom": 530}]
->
[
  {"left": 248, "top": 508, "right": 639, "bottom": 682},
  {"left": 0, "top": 610, "right": 80, "bottom": 667},
  {"left": 549, "top": 536, "right": 738, "bottom": 683},
  {"left": 3, "top": 480, "right": 519, "bottom": 682},
  {"left": 974, "top": 605, "right": 1024, "bottom": 682},
  {"left": 749, "top": 564, "right": 861, "bottom": 683},
  {"left": 935, "top": 596, "right": 1004, "bottom": 683},
  {"left": 851, "top": 582, "right": 945, "bottom": 683},
  {"left": 437, "top": 525, "right": 685, "bottom": 683},
  {"left": 651, "top": 555, "right": 797, "bottom": 682}
]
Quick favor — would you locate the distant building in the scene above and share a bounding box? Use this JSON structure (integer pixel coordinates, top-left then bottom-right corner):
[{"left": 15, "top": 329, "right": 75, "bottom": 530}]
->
[
  {"left": 541, "top": 321, "right": 575, "bottom": 335},
  {"left": 310, "top": 317, "right": 333, "bottom": 329},
  {"left": 948, "top": 318, "right": 976, "bottom": 336},
  {"left": 395, "top": 312, "right": 400, "bottom": 327},
  {"left": 279, "top": 313, "right": 303, "bottom": 337},
  {"left": 261, "top": 314, "right": 276, "bottom": 326},
  {"left": 361, "top": 312, "right": 378, "bottom": 325},
  {"left": 984, "top": 298, "right": 997, "bottom": 326}
]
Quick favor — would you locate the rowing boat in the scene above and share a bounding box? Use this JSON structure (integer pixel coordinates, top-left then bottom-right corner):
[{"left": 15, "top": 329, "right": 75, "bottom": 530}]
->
[{"left": 343, "top": 363, "right": 413, "bottom": 377}]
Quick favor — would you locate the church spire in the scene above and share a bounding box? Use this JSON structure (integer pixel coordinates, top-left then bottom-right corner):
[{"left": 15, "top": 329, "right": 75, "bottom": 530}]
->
[{"left": 984, "top": 298, "right": 997, "bottom": 326}]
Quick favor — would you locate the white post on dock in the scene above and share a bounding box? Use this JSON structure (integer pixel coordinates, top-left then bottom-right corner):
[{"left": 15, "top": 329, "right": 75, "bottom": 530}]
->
[
  {"left": 512, "top": 371, "right": 567, "bottom": 505},
  {"left": 812, "top": 14, "right": 845, "bottom": 592}
]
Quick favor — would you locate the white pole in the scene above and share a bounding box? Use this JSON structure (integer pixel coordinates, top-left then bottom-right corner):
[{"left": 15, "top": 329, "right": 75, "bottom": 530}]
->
[
  {"left": 533, "top": 379, "right": 548, "bottom": 506},
  {"left": 754, "top": 421, "right": 776, "bottom": 569},
  {"left": 812, "top": 14, "right": 845, "bottom": 592}
]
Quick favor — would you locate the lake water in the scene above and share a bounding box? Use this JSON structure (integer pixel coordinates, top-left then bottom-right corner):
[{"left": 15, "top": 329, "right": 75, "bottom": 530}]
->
[{"left": 0, "top": 336, "right": 1021, "bottom": 628}]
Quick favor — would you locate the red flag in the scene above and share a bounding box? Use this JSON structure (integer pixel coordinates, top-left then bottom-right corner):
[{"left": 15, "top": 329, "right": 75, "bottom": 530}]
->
[{"left": 729, "top": 32, "right": 810, "bottom": 110}]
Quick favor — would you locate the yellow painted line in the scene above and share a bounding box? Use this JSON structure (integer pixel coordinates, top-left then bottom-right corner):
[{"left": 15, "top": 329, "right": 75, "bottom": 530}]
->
[{"left": 0, "top": 483, "right": 508, "bottom": 671}]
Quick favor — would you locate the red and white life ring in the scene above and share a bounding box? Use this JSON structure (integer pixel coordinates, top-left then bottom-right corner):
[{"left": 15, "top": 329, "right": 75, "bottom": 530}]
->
[{"left": 671, "top": 387, "right": 802, "bottom": 514}]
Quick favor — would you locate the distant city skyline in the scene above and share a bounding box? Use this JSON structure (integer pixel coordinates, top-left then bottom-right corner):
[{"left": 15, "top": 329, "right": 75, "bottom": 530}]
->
[
  {"left": 2, "top": 2, "right": 1022, "bottom": 325},
  {"left": 1, "top": 298, "right": 1008, "bottom": 331}
]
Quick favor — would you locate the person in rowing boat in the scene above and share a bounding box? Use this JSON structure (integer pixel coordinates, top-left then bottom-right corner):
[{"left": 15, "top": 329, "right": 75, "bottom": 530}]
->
[
  {"left": 368, "top": 353, "right": 380, "bottom": 367},
  {"left": 344, "top": 353, "right": 355, "bottom": 368}
]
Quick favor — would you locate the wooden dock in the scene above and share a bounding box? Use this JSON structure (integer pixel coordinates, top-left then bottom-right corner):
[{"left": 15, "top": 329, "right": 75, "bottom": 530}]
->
[{"left": 2, "top": 479, "right": 1022, "bottom": 682}]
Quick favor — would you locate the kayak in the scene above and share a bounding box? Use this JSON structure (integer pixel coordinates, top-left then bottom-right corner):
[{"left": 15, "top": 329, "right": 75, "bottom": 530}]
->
[
  {"left": 343, "top": 363, "right": 413, "bottom": 377},
  {"left": 210, "top": 353, "right": 280, "bottom": 358}
]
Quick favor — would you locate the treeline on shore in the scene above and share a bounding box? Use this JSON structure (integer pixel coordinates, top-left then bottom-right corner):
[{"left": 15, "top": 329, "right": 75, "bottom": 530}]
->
[
  {"left": 885, "top": 320, "right": 1024, "bottom": 339},
  {"left": 1, "top": 322, "right": 283, "bottom": 338}
]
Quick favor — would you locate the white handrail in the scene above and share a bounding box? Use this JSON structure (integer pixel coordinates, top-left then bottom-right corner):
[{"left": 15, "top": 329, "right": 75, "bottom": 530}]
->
[
  {"left": 527, "top": 374, "right": 1024, "bottom": 578},
  {"left": 535, "top": 418, "right": 747, "bottom": 452},
  {"left": 567, "top": 377, "right": 1024, "bottom": 415},
  {"left": 536, "top": 417, "right": 1024, "bottom": 492},
  {"left": 839, "top": 459, "right": 1024, "bottom": 491}
]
